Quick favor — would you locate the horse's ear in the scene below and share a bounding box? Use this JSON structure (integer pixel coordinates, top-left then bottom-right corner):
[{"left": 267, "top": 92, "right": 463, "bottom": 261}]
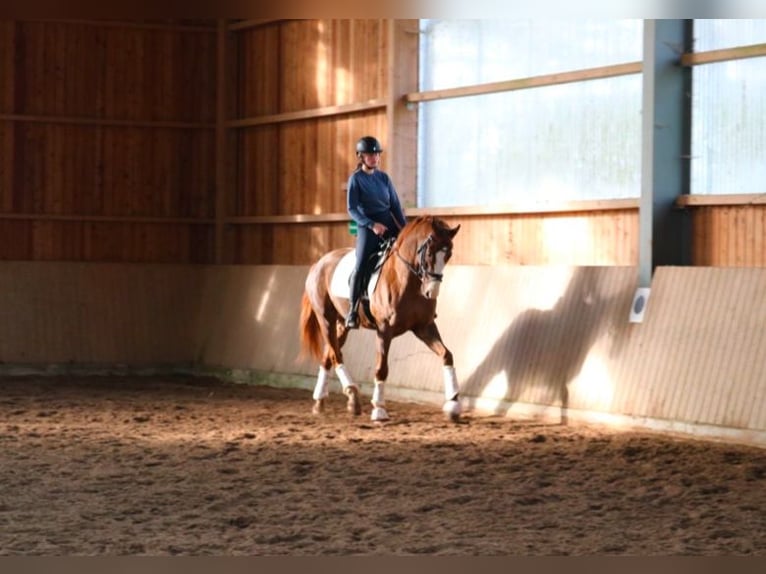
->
[{"left": 449, "top": 224, "right": 461, "bottom": 238}]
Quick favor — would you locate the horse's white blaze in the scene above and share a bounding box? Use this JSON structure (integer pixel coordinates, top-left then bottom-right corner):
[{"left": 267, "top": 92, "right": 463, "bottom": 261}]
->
[
  {"left": 424, "top": 279, "right": 441, "bottom": 299},
  {"left": 424, "top": 249, "right": 448, "bottom": 299},
  {"left": 335, "top": 364, "right": 356, "bottom": 390},
  {"left": 434, "top": 250, "right": 448, "bottom": 276},
  {"left": 312, "top": 366, "right": 330, "bottom": 400}
]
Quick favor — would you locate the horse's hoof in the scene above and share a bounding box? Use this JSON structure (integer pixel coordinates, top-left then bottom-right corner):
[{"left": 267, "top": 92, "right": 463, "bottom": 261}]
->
[
  {"left": 371, "top": 406, "right": 390, "bottom": 422},
  {"left": 345, "top": 387, "right": 362, "bottom": 416},
  {"left": 442, "top": 399, "right": 461, "bottom": 423},
  {"left": 445, "top": 411, "right": 461, "bottom": 423},
  {"left": 312, "top": 399, "right": 324, "bottom": 415}
]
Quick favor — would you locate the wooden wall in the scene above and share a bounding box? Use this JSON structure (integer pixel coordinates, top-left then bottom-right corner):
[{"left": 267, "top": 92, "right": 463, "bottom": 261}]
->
[
  {"left": 1, "top": 19, "right": 764, "bottom": 268},
  {"left": 421, "top": 208, "right": 639, "bottom": 266},
  {"left": 0, "top": 20, "right": 217, "bottom": 263},
  {"left": 230, "top": 20, "right": 390, "bottom": 264},
  {"left": 689, "top": 204, "right": 766, "bottom": 266}
]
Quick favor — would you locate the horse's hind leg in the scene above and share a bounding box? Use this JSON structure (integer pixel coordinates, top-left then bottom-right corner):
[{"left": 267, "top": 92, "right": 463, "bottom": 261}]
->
[
  {"left": 311, "top": 319, "right": 361, "bottom": 416},
  {"left": 311, "top": 358, "right": 332, "bottom": 415},
  {"left": 333, "top": 328, "right": 362, "bottom": 416}
]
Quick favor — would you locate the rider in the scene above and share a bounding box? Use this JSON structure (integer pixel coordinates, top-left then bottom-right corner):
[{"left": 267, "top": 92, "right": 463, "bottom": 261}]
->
[{"left": 345, "top": 135, "right": 407, "bottom": 329}]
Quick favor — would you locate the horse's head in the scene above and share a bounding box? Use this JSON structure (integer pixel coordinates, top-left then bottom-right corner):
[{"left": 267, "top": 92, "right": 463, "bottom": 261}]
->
[{"left": 399, "top": 216, "right": 461, "bottom": 300}]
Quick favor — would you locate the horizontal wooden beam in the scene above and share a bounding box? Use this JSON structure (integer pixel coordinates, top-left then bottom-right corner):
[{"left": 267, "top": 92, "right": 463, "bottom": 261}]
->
[
  {"left": 0, "top": 213, "right": 214, "bottom": 225},
  {"left": 227, "top": 98, "right": 387, "bottom": 128},
  {"left": 224, "top": 199, "right": 640, "bottom": 225},
  {"left": 406, "top": 199, "right": 640, "bottom": 216},
  {"left": 226, "top": 213, "right": 351, "bottom": 225},
  {"left": 17, "top": 19, "right": 217, "bottom": 33},
  {"left": 677, "top": 193, "right": 766, "bottom": 207},
  {"left": 406, "top": 62, "right": 642, "bottom": 104},
  {"left": 228, "top": 19, "right": 285, "bottom": 31},
  {"left": 0, "top": 114, "right": 214, "bottom": 130},
  {"left": 681, "top": 43, "right": 766, "bottom": 66},
  {"left": 10, "top": 197, "right": 766, "bottom": 226}
]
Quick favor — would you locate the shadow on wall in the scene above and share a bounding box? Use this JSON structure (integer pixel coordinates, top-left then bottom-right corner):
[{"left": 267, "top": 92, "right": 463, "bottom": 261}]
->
[{"left": 462, "top": 267, "right": 631, "bottom": 424}]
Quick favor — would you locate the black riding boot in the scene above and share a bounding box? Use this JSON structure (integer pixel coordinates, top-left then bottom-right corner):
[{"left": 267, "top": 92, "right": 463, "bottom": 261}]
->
[{"left": 345, "top": 270, "right": 364, "bottom": 328}]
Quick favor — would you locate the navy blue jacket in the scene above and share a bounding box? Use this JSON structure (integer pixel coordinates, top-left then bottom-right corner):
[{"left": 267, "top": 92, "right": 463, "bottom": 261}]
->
[{"left": 347, "top": 169, "right": 407, "bottom": 231}]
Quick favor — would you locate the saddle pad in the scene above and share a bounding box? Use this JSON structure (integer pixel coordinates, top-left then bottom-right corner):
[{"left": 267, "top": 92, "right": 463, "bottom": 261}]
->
[{"left": 329, "top": 251, "right": 381, "bottom": 300}]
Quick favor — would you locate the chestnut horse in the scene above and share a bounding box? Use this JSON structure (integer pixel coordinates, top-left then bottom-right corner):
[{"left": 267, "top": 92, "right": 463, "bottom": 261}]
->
[{"left": 299, "top": 216, "right": 462, "bottom": 422}]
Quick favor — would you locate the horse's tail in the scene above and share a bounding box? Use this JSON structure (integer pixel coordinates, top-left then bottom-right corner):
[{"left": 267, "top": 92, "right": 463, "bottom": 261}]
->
[{"left": 299, "top": 291, "right": 324, "bottom": 361}]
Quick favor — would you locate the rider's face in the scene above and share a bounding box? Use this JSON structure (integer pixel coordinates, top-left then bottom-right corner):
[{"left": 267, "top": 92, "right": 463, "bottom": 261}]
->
[{"left": 361, "top": 151, "right": 381, "bottom": 169}]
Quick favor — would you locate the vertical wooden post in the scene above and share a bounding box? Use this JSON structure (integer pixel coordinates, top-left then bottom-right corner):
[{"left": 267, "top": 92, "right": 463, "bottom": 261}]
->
[
  {"left": 214, "top": 19, "right": 228, "bottom": 264},
  {"left": 386, "top": 19, "right": 419, "bottom": 210}
]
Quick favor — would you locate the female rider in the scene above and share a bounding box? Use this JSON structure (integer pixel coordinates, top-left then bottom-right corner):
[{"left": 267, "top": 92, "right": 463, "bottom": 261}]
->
[{"left": 345, "top": 136, "right": 407, "bottom": 328}]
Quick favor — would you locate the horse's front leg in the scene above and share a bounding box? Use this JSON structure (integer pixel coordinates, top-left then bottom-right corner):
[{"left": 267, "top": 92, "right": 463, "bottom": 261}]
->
[
  {"left": 412, "top": 322, "right": 461, "bottom": 422},
  {"left": 370, "top": 331, "right": 393, "bottom": 422}
]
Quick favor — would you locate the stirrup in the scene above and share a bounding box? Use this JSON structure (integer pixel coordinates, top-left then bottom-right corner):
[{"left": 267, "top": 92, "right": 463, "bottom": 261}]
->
[{"left": 345, "top": 310, "right": 359, "bottom": 328}]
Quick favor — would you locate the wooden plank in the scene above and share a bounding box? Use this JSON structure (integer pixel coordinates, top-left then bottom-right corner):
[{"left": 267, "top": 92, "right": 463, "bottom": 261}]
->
[
  {"left": 21, "top": 19, "right": 216, "bottom": 33},
  {"left": 755, "top": 207, "right": 765, "bottom": 267},
  {"left": 0, "top": 114, "right": 214, "bottom": 130},
  {"left": 227, "top": 99, "right": 387, "bottom": 128},
  {"left": 677, "top": 193, "right": 766, "bottom": 207},
  {"left": 0, "top": 22, "right": 14, "bottom": 112},
  {"left": 743, "top": 206, "right": 755, "bottom": 267},
  {"left": 0, "top": 212, "right": 214, "bottom": 224},
  {"left": 228, "top": 19, "right": 285, "bottom": 32},
  {"left": 1, "top": 23, "right": 16, "bottom": 213},
  {"left": 721, "top": 207, "right": 732, "bottom": 266},
  {"left": 0, "top": 122, "right": 12, "bottom": 212},
  {"left": 695, "top": 210, "right": 711, "bottom": 268},
  {"left": 214, "top": 19, "right": 227, "bottom": 264},
  {"left": 681, "top": 43, "right": 766, "bottom": 66},
  {"left": 279, "top": 122, "right": 299, "bottom": 216},
  {"left": 221, "top": 198, "right": 639, "bottom": 225},
  {"left": 387, "top": 20, "right": 419, "bottom": 209},
  {"left": 28, "top": 22, "right": 44, "bottom": 115},
  {"left": 406, "top": 62, "right": 642, "bottom": 104}
]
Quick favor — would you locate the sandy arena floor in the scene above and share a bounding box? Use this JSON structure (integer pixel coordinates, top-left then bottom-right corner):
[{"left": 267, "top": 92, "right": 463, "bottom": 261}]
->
[{"left": 0, "top": 375, "right": 764, "bottom": 555}]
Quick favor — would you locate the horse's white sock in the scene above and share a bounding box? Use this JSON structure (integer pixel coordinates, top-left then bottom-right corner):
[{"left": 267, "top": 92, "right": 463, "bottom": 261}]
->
[
  {"left": 312, "top": 366, "right": 329, "bottom": 400},
  {"left": 335, "top": 364, "right": 356, "bottom": 391},
  {"left": 370, "top": 380, "right": 389, "bottom": 421},
  {"left": 443, "top": 366, "right": 459, "bottom": 401},
  {"left": 371, "top": 380, "right": 386, "bottom": 407}
]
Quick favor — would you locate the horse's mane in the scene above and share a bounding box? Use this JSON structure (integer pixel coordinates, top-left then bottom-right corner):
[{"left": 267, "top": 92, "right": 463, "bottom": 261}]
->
[{"left": 395, "top": 215, "right": 440, "bottom": 247}]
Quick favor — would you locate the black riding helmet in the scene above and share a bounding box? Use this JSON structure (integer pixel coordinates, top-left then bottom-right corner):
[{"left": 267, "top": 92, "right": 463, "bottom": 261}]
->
[{"left": 356, "top": 136, "right": 383, "bottom": 155}]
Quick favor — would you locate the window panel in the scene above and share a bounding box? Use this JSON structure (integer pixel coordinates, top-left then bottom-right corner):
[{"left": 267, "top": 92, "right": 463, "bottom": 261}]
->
[
  {"left": 694, "top": 19, "right": 766, "bottom": 51},
  {"left": 418, "top": 19, "right": 643, "bottom": 207},
  {"left": 691, "top": 20, "right": 766, "bottom": 194},
  {"left": 421, "top": 19, "right": 642, "bottom": 90}
]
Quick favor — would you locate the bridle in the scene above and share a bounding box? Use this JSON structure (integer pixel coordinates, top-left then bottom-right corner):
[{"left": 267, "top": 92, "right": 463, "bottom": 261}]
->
[{"left": 395, "top": 234, "right": 446, "bottom": 284}]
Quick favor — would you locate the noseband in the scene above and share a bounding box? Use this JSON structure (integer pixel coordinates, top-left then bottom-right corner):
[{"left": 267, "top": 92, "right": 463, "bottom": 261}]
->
[{"left": 396, "top": 234, "right": 445, "bottom": 283}]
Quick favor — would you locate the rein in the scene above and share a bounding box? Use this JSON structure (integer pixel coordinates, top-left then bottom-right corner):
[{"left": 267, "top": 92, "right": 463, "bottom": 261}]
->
[{"left": 394, "top": 234, "right": 443, "bottom": 283}]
